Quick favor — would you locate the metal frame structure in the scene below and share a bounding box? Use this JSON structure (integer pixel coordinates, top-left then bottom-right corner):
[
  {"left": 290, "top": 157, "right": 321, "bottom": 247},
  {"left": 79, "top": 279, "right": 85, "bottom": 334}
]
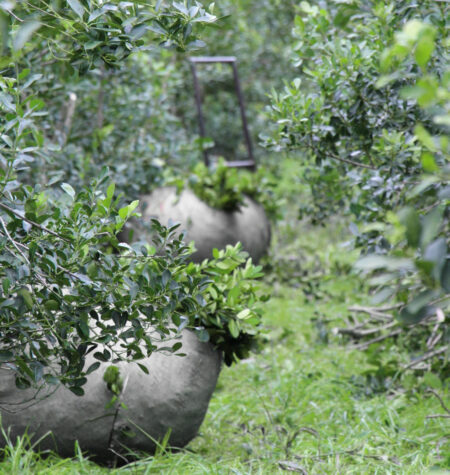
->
[{"left": 189, "top": 56, "right": 255, "bottom": 170}]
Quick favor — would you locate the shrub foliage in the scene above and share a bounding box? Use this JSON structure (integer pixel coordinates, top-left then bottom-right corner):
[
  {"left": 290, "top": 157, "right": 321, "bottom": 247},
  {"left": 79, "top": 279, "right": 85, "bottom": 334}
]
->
[
  {"left": 0, "top": 1, "right": 266, "bottom": 394},
  {"left": 267, "top": 1, "right": 448, "bottom": 369}
]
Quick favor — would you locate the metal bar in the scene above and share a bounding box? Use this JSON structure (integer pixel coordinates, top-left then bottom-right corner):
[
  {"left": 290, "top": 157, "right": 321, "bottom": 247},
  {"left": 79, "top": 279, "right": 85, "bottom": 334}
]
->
[
  {"left": 189, "top": 56, "right": 237, "bottom": 63},
  {"left": 190, "top": 61, "right": 209, "bottom": 166},
  {"left": 225, "top": 160, "right": 255, "bottom": 169},
  {"left": 188, "top": 56, "right": 256, "bottom": 170},
  {"left": 231, "top": 61, "right": 255, "bottom": 170}
]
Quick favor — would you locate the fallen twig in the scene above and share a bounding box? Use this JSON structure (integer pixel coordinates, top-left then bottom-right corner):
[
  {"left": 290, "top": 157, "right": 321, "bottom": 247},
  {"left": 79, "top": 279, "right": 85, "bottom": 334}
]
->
[
  {"left": 426, "top": 331, "right": 443, "bottom": 351},
  {"left": 352, "top": 303, "right": 402, "bottom": 312},
  {"left": 352, "top": 329, "right": 402, "bottom": 351},
  {"left": 294, "top": 447, "right": 400, "bottom": 465},
  {"left": 427, "top": 309, "right": 445, "bottom": 350},
  {"left": 278, "top": 461, "right": 308, "bottom": 474},
  {"left": 348, "top": 305, "right": 396, "bottom": 321},
  {"left": 335, "top": 321, "right": 396, "bottom": 338},
  {"left": 426, "top": 414, "right": 450, "bottom": 419},
  {"left": 402, "top": 346, "right": 448, "bottom": 370},
  {"left": 426, "top": 389, "right": 450, "bottom": 415}
]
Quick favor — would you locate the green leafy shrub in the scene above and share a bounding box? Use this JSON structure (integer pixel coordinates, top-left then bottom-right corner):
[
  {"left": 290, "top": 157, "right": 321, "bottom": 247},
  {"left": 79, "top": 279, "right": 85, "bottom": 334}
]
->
[
  {"left": 1, "top": 1, "right": 216, "bottom": 68},
  {"left": 267, "top": 1, "right": 446, "bottom": 243},
  {"left": 169, "top": 159, "right": 281, "bottom": 219},
  {"left": 0, "top": 1, "right": 218, "bottom": 199},
  {"left": 355, "top": 19, "right": 448, "bottom": 352},
  {"left": 191, "top": 243, "right": 268, "bottom": 365},
  {"left": 0, "top": 1, "right": 266, "bottom": 393},
  {"left": 187, "top": 160, "right": 244, "bottom": 211},
  {"left": 33, "top": 50, "right": 201, "bottom": 200},
  {"left": 0, "top": 173, "right": 266, "bottom": 392},
  {"left": 0, "top": 171, "right": 201, "bottom": 393},
  {"left": 266, "top": 1, "right": 448, "bottom": 373}
]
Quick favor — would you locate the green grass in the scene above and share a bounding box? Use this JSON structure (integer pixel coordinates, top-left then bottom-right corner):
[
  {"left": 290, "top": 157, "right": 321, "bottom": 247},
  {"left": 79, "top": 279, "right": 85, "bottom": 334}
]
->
[
  {"left": 0, "top": 160, "right": 448, "bottom": 474},
  {"left": 188, "top": 288, "right": 449, "bottom": 474}
]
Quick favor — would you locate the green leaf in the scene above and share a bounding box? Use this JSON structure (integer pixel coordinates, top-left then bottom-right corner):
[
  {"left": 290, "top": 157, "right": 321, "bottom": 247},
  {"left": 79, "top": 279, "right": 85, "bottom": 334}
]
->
[
  {"left": 94, "top": 351, "right": 109, "bottom": 362},
  {"left": 398, "top": 304, "right": 431, "bottom": 325},
  {"left": 18, "top": 288, "right": 33, "bottom": 309},
  {"left": 162, "top": 269, "right": 171, "bottom": 287},
  {"left": 44, "top": 375, "right": 60, "bottom": 385},
  {"left": 78, "top": 321, "right": 90, "bottom": 338},
  {"left": 44, "top": 299, "right": 59, "bottom": 311},
  {"left": 227, "top": 286, "right": 240, "bottom": 305},
  {"left": 371, "top": 287, "right": 395, "bottom": 305},
  {"left": 375, "top": 72, "right": 400, "bottom": 89},
  {"left": 408, "top": 175, "right": 440, "bottom": 199},
  {"left": 0, "top": 57, "right": 12, "bottom": 69},
  {"left": 398, "top": 207, "right": 421, "bottom": 248},
  {"left": 172, "top": 342, "right": 182, "bottom": 352},
  {"left": 0, "top": 350, "right": 13, "bottom": 362},
  {"left": 106, "top": 183, "right": 116, "bottom": 206},
  {"left": 441, "top": 260, "right": 450, "bottom": 292},
  {"left": 421, "top": 205, "right": 444, "bottom": 249},
  {"left": 137, "top": 363, "right": 149, "bottom": 374},
  {"left": 118, "top": 206, "right": 128, "bottom": 220},
  {"left": 397, "top": 19, "right": 428, "bottom": 43},
  {"left": 0, "top": 92, "right": 15, "bottom": 112},
  {"left": 87, "top": 261, "right": 98, "bottom": 278},
  {"left": 15, "top": 377, "right": 31, "bottom": 389},
  {"left": 423, "top": 238, "right": 447, "bottom": 281},
  {"left": 67, "top": 0, "right": 85, "bottom": 19},
  {"left": 118, "top": 200, "right": 139, "bottom": 220},
  {"left": 423, "top": 372, "right": 442, "bottom": 390},
  {"left": 103, "top": 365, "right": 120, "bottom": 385},
  {"left": 197, "top": 329, "right": 210, "bottom": 342},
  {"left": 86, "top": 362, "right": 101, "bottom": 375},
  {"left": 173, "top": 2, "right": 189, "bottom": 15},
  {"left": 61, "top": 182, "right": 76, "bottom": 199},
  {"left": 414, "top": 125, "right": 436, "bottom": 151},
  {"left": 84, "top": 40, "right": 103, "bottom": 50},
  {"left": 414, "top": 34, "right": 435, "bottom": 69},
  {"left": 237, "top": 308, "right": 251, "bottom": 320},
  {"left": 13, "top": 21, "right": 41, "bottom": 51},
  {"left": 69, "top": 386, "right": 85, "bottom": 396},
  {"left": 228, "top": 319, "right": 239, "bottom": 338},
  {"left": 421, "top": 152, "right": 439, "bottom": 173},
  {"left": 406, "top": 290, "right": 438, "bottom": 315},
  {"left": 128, "top": 200, "right": 139, "bottom": 215},
  {"left": 2, "top": 277, "right": 10, "bottom": 293},
  {"left": 434, "top": 114, "right": 450, "bottom": 126}
]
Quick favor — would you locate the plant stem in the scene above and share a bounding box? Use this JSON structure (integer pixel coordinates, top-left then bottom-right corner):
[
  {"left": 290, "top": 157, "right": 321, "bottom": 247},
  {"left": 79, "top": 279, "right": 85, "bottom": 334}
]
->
[{"left": 0, "top": 202, "right": 71, "bottom": 242}]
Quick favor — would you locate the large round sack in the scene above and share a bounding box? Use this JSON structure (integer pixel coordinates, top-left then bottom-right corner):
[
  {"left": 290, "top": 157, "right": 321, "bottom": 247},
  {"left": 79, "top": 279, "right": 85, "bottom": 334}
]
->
[
  {"left": 122, "top": 186, "right": 271, "bottom": 263},
  {"left": 0, "top": 330, "right": 221, "bottom": 462}
]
